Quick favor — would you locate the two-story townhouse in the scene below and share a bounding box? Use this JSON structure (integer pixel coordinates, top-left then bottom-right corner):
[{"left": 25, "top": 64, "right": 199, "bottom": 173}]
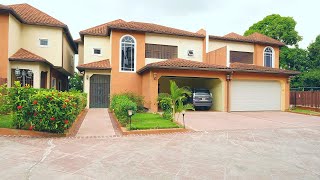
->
[
  {"left": 76, "top": 20, "right": 298, "bottom": 112},
  {"left": 0, "top": 3, "right": 77, "bottom": 90}
]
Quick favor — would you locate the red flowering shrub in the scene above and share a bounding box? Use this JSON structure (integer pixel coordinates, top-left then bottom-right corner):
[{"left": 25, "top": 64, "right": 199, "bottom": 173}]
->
[{"left": 7, "top": 81, "right": 87, "bottom": 133}]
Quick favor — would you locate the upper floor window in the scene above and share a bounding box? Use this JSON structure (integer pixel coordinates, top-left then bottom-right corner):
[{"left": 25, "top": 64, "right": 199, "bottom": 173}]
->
[
  {"left": 230, "top": 51, "right": 253, "bottom": 64},
  {"left": 39, "top": 39, "right": 48, "bottom": 47},
  {"left": 93, "top": 48, "right": 101, "bottom": 56},
  {"left": 145, "top": 44, "right": 178, "bottom": 59},
  {"left": 120, "top": 35, "right": 136, "bottom": 72},
  {"left": 264, "top": 47, "right": 274, "bottom": 68}
]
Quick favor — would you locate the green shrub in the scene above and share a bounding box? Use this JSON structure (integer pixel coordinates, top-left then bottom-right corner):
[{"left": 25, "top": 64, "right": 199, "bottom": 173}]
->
[
  {"left": 121, "top": 92, "right": 144, "bottom": 112},
  {"left": 0, "top": 84, "right": 12, "bottom": 115},
  {"left": 6, "top": 81, "right": 87, "bottom": 133},
  {"left": 158, "top": 93, "right": 173, "bottom": 120},
  {"left": 111, "top": 94, "right": 137, "bottom": 126}
]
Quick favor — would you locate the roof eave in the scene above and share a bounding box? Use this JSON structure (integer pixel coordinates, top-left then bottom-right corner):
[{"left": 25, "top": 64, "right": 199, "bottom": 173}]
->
[
  {"left": 76, "top": 67, "right": 112, "bottom": 72},
  {"left": 108, "top": 27, "right": 205, "bottom": 39},
  {"left": 137, "top": 66, "right": 231, "bottom": 74},
  {"left": 209, "top": 36, "right": 285, "bottom": 47}
]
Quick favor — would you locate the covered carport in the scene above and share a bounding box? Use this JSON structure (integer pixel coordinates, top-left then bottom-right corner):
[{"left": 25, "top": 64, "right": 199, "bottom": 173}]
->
[
  {"left": 158, "top": 76, "right": 224, "bottom": 111},
  {"left": 138, "top": 58, "right": 230, "bottom": 112}
]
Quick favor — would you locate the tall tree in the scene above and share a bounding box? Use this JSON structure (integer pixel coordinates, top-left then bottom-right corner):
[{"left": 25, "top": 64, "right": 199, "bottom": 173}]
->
[
  {"left": 307, "top": 35, "right": 320, "bottom": 68},
  {"left": 244, "top": 14, "right": 302, "bottom": 46},
  {"left": 279, "top": 46, "right": 309, "bottom": 71},
  {"left": 69, "top": 73, "right": 83, "bottom": 92}
]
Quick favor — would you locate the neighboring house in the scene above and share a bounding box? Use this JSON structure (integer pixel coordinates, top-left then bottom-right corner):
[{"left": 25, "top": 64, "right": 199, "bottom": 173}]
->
[
  {"left": 76, "top": 20, "right": 298, "bottom": 112},
  {"left": 0, "top": 3, "right": 77, "bottom": 91}
]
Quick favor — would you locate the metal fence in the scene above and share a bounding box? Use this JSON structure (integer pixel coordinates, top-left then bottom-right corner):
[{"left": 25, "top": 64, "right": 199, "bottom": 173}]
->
[{"left": 290, "top": 91, "right": 320, "bottom": 108}]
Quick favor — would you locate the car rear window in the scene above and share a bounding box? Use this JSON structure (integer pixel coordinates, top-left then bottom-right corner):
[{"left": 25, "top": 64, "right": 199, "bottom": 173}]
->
[{"left": 195, "top": 89, "right": 210, "bottom": 95}]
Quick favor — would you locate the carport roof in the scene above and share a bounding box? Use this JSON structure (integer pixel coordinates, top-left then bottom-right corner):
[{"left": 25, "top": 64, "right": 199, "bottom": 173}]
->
[
  {"left": 137, "top": 58, "right": 230, "bottom": 74},
  {"left": 137, "top": 58, "right": 300, "bottom": 75}
]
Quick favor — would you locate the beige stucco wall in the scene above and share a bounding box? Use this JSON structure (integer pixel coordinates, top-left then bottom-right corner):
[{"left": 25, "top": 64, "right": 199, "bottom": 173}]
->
[
  {"left": 83, "top": 35, "right": 111, "bottom": 64},
  {"left": 145, "top": 33, "right": 204, "bottom": 64},
  {"left": 83, "top": 70, "right": 111, "bottom": 107},
  {"left": 62, "top": 34, "right": 75, "bottom": 75},
  {"left": 208, "top": 39, "right": 254, "bottom": 52},
  {"left": 78, "top": 43, "right": 84, "bottom": 65},
  {"left": 8, "top": 14, "right": 22, "bottom": 57},
  {"left": 21, "top": 24, "right": 63, "bottom": 67}
]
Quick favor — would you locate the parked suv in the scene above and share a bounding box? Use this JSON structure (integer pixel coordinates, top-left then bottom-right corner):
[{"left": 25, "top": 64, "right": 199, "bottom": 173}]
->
[{"left": 191, "top": 88, "right": 213, "bottom": 110}]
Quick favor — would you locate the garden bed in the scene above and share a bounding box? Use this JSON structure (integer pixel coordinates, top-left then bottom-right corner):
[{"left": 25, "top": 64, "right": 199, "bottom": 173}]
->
[
  {"left": 109, "top": 111, "right": 191, "bottom": 136},
  {"left": 0, "top": 109, "right": 87, "bottom": 137},
  {"left": 290, "top": 107, "right": 320, "bottom": 116}
]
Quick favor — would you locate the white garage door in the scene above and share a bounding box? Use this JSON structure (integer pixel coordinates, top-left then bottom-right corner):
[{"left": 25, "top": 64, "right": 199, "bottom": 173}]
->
[{"left": 231, "top": 80, "right": 281, "bottom": 111}]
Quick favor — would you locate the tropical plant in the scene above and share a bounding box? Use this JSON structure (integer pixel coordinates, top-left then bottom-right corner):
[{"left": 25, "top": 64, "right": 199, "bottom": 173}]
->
[{"left": 158, "top": 80, "right": 194, "bottom": 120}]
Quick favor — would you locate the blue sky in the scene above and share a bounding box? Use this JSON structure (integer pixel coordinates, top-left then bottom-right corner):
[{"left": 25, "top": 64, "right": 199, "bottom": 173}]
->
[{"left": 2, "top": 0, "right": 319, "bottom": 48}]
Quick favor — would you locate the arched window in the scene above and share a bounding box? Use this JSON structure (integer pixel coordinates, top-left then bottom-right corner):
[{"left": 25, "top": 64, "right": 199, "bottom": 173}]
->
[
  {"left": 264, "top": 47, "right": 274, "bottom": 68},
  {"left": 120, "top": 35, "right": 136, "bottom": 72}
]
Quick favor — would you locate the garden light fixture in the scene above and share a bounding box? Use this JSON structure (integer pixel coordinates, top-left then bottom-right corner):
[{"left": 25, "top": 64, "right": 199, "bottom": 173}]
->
[
  {"left": 128, "top": 109, "right": 133, "bottom": 130},
  {"left": 182, "top": 110, "right": 186, "bottom": 129}
]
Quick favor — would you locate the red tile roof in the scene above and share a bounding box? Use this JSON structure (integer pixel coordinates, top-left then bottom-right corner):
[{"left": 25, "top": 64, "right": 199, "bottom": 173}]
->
[
  {"left": 77, "top": 60, "right": 111, "bottom": 71},
  {"left": 80, "top": 19, "right": 205, "bottom": 38},
  {"left": 137, "top": 58, "right": 229, "bottom": 74},
  {"left": 209, "top": 32, "right": 285, "bottom": 46},
  {"left": 0, "top": 3, "right": 77, "bottom": 52},
  {"left": 5, "top": 3, "right": 66, "bottom": 27},
  {"left": 80, "top": 19, "right": 126, "bottom": 36},
  {"left": 9, "top": 48, "right": 53, "bottom": 66},
  {"left": 230, "top": 62, "right": 299, "bottom": 75},
  {"left": 137, "top": 58, "right": 299, "bottom": 75}
]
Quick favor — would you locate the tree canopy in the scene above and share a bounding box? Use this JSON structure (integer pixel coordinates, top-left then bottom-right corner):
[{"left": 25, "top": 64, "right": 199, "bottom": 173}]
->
[
  {"left": 307, "top": 35, "right": 320, "bottom": 68},
  {"left": 244, "top": 14, "right": 302, "bottom": 46},
  {"left": 69, "top": 73, "right": 83, "bottom": 92},
  {"left": 244, "top": 14, "right": 320, "bottom": 88}
]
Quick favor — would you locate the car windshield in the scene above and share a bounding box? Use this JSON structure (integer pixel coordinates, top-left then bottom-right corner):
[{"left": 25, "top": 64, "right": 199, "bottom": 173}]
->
[{"left": 195, "top": 89, "right": 210, "bottom": 95}]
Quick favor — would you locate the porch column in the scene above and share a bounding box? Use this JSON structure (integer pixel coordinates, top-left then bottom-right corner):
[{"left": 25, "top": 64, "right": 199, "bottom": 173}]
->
[{"left": 149, "top": 71, "right": 159, "bottom": 112}]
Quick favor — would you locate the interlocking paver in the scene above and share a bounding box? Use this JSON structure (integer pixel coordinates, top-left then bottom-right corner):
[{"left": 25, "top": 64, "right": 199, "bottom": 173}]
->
[
  {"left": 0, "top": 127, "right": 320, "bottom": 179},
  {"left": 76, "top": 108, "right": 115, "bottom": 137}
]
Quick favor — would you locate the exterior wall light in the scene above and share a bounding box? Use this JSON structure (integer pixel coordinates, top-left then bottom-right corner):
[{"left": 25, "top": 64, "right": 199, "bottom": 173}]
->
[
  {"left": 226, "top": 74, "right": 232, "bottom": 81},
  {"left": 153, "top": 73, "right": 158, "bottom": 80}
]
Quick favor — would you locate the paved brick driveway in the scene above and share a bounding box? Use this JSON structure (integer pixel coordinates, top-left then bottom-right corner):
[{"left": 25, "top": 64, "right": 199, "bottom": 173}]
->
[
  {"left": 177, "top": 111, "right": 320, "bottom": 131},
  {"left": 1, "top": 126, "right": 320, "bottom": 179}
]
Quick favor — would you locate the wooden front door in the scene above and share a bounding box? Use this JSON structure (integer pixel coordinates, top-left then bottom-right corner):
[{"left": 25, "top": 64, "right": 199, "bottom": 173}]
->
[
  {"left": 40, "top": 72, "right": 47, "bottom": 89},
  {"left": 90, "top": 75, "right": 110, "bottom": 108}
]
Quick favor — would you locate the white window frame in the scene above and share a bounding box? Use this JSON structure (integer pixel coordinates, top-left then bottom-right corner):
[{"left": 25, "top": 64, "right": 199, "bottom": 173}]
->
[
  {"left": 93, "top": 48, "right": 102, "bottom": 56},
  {"left": 263, "top": 46, "right": 275, "bottom": 68},
  {"left": 39, "top": 38, "right": 49, "bottom": 47},
  {"left": 119, "top": 35, "right": 137, "bottom": 73}
]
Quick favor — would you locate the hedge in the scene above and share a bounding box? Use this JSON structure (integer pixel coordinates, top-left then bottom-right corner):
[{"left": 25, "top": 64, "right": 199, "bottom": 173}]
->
[
  {"left": 110, "top": 94, "right": 138, "bottom": 126},
  {"left": 7, "top": 82, "right": 87, "bottom": 133}
]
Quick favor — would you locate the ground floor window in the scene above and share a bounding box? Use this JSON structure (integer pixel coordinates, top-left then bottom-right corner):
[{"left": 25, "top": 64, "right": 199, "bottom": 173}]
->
[{"left": 11, "top": 69, "right": 34, "bottom": 87}]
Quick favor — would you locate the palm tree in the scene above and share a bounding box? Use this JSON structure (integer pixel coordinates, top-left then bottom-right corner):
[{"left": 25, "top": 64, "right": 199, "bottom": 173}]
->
[{"left": 159, "top": 80, "right": 194, "bottom": 120}]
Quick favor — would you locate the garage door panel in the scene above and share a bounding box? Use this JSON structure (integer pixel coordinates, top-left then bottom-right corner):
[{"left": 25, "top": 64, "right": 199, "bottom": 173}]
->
[{"left": 231, "top": 80, "right": 281, "bottom": 111}]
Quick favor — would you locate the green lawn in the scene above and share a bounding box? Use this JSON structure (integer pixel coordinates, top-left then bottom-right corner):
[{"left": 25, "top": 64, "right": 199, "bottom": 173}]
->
[
  {"left": 290, "top": 108, "right": 320, "bottom": 116},
  {"left": 127, "top": 113, "right": 181, "bottom": 130},
  {"left": 0, "top": 114, "right": 14, "bottom": 128}
]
